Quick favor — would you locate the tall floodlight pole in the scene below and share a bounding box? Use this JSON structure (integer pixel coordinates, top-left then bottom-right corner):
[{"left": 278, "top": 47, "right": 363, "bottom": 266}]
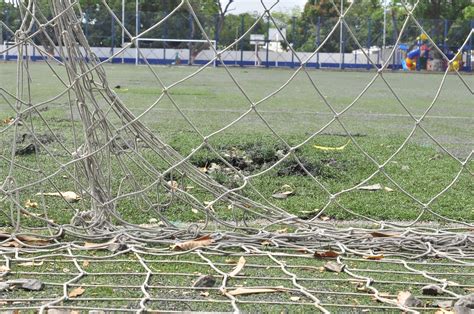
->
[
  {"left": 382, "top": 0, "right": 389, "bottom": 60},
  {"left": 339, "top": 0, "right": 343, "bottom": 69},
  {"left": 135, "top": 0, "right": 139, "bottom": 65},
  {"left": 121, "top": 0, "right": 125, "bottom": 63}
]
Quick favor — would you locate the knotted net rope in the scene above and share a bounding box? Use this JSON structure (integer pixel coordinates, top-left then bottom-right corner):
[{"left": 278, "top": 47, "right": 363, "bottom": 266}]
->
[{"left": 0, "top": 0, "right": 473, "bottom": 312}]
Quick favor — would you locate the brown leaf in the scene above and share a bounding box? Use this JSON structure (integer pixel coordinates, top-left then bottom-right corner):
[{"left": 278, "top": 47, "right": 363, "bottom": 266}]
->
[
  {"left": 83, "top": 239, "right": 116, "bottom": 249},
  {"left": 18, "top": 261, "right": 44, "bottom": 267},
  {"left": 228, "top": 256, "right": 246, "bottom": 277},
  {"left": 200, "top": 291, "right": 210, "bottom": 297},
  {"left": 0, "top": 233, "right": 51, "bottom": 247},
  {"left": 397, "top": 291, "right": 422, "bottom": 308},
  {"left": 314, "top": 250, "right": 339, "bottom": 259},
  {"left": 370, "top": 231, "right": 400, "bottom": 238},
  {"left": 171, "top": 235, "right": 213, "bottom": 251},
  {"left": 82, "top": 260, "right": 90, "bottom": 268},
  {"left": 227, "top": 286, "right": 285, "bottom": 296},
  {"left": 1, "top": 241, "right": 20, "bottom": 248},
  {"left": 324, "top": 261, "right": 345, "bottom": 273},
  {"left": 363, "top": 254, "right": 384, "bottom": 260},
  {"left": 422, "top": 284, "right": 443, "bottom": 296},
  {"left": 68, "top": 286, "right": 85, "bottom": 298}
]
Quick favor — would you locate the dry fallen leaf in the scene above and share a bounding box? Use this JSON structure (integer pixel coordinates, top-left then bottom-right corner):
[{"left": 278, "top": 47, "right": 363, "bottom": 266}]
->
[
  {"left": 314, "top": 250, "right": 339, "bottom": 259},
  {"left": 68, "top": 286, "right": 85, "bottom": 298},
  {"left": 82, "top": 260, "right": 90, "bottom": 268},
  {"left": 227, "top": 286, "right": 285, "bottom": 296},
  {"left": 83, "top": 239, "right": 116, "bottom": 249},
  {"left": 200, "top": 291, "right": 210, "bottom": 297},
  {"left": 18, "top": 261, "right": 44, "bottom": 267},
  {"left": 35, "top": 191, "right": 81, "bottom": 202},
  {"left": 320, "top": 215, "right": 331, "bottom": 221},
  {"left": 290, "top": 296, "right": 301, "bottom": 302},
  {"left": 0, "top": 265, "right": 10, "bottom": 272},
  {"left": 0, "top": 233, "right": 52, "bottom": 247},
  {"left": 384, "top": 186, "right": 394, "bottom": 192},
  {"left": 271, "top": 184, "right": 294, "bottom": 199},
  {"left": 370, "top": 231, "right": 400, "bottom": 238},
  {"left": 172, "top": 235, "right": 213, "bottom": 251},
  {"left": 358, "top": 183, "right": 383, "bottom": 191},
  {"left": 167, "top": 180, "right": 179, "bottom": 192},
  {"left": 228, "top": 256, "right": 246, "bottom": 277},
  {"left": 324, "top": 261, "right": 345, "bottom": 273},
  {"left": 363, "top": 254, "right": 384, "bottom": 260},
  {"left": 24, "top": 199, "right": 38, "bottom": 208},
  {"left": 191, "top": 208, "right": 199, "bottom": 214},
  {"left": 397, "top": 291, "right": 422, "bottom": 308}
]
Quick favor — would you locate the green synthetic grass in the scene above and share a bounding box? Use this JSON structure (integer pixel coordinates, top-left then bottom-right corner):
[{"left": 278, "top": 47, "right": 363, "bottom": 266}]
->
[{"left": 0, "top": 63, "right": 472, "bottom": 227}]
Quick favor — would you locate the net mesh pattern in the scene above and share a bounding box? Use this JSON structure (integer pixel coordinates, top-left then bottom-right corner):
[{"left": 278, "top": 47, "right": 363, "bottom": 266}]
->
[{"left": 0, "top": 0, "right": 473, "bottom": 312}]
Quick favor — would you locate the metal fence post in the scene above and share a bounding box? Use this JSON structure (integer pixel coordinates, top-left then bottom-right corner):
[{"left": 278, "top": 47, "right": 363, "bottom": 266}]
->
[
  {"left": 240, "top": 15, "right": 244, "bottom": 67},
  {"left": 214, "top": 14, "right": 219, "bottom": 67},
  {"left": 265, "top": 15, "right": 270, "bottom": 68},
  {"left": 110, "top": 15, "right": 115, "bottom": 60},
  {"left": 291, "top": 16, "right": 296, "bottom": 68},
  {"left": 468, "top": 20, "right": 473, "bottom": 72},
  {"left": 367, "top": 18, "right": 371, "bottom": 70},
  {"left": 189, "top": 13, "right": 193, "bottom": 65},
  {"left": 316, "top": 16, "right": 321, "bottom": 69}
]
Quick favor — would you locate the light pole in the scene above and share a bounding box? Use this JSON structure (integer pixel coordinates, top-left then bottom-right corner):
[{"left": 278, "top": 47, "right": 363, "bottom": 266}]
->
[
  {"left": 382, "top": 0, "right": 390, "bottom": 57},
  {"left": 339, "top": 0, "right": 343, "bottom": 69},
  {"left": 121, "top": 0, "right": 125, "bottom": 63}
]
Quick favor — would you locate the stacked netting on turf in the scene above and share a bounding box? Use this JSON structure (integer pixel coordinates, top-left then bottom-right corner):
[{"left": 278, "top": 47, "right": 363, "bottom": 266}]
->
[{"left": 0, "top": 2, "right": 473, "bottom": 311}]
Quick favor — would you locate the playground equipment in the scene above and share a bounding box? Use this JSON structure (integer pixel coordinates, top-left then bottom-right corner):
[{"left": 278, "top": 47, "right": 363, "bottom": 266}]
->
[
  {"left": 400, "top": 32, "right": 464, "bottom": 72},
  {"left": 401, "top": 33, "right": 430, "bottom": 71}
]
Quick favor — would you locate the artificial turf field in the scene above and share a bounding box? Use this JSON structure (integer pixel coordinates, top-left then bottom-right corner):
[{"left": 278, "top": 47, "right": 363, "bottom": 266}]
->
[{"left": 0, "top": 62, "right": 473, "bottom": 312}]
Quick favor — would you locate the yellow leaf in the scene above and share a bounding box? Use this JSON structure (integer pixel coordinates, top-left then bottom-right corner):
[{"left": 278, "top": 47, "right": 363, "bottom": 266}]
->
[
  {"left": 171, "top": 235, "right": 213, "bottom": 251},
  {"left": 82, "top": 260, "right": 90, "bottom": 268},
  {"left": 68, "top": 286, "right": 85, "bottom": 298},
  {"left": 314, "top": 140, "right": 350, "bottom": 151},
  {"left": 24, "top": 199, "right": 38, "bottom": 208},
  {"left": 228, "top": 256, "right": 246, "bottom": 277},
  {"left": 227, "top": 286, "right": 285, "bottom": 296}
]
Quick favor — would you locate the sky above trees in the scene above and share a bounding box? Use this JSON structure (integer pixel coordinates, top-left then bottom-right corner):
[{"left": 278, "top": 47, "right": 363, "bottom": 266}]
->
[{"left": 220, "top": 0, "right": 307, "bottom": 14}]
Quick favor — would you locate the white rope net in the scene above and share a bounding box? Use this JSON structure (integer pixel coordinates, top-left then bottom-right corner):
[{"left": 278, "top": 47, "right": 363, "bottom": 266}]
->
[{"left": 0, "top": 0, "right": 473, "bottom": 312}]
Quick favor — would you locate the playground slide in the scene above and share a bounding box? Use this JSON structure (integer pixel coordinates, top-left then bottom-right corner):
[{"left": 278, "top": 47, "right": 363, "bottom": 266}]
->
[
  {"left": 407, "top": 48, "right": 420, "bottom": 59},
  {"left": 403, "top": 48, "right": 420, "bottom": 70}
]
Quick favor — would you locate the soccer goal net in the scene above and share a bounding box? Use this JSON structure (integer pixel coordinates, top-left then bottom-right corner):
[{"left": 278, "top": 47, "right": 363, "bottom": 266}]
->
[{"left": 0, "top": 0, "right": 473, "bottom": 312}]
